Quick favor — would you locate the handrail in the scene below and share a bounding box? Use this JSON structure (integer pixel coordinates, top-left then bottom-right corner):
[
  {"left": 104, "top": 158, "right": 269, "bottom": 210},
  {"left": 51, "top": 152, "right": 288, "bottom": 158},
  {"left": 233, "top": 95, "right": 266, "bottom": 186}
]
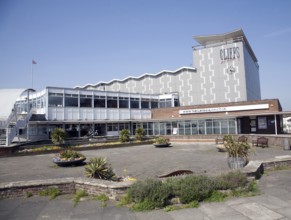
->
[
  {"left": 0, "top": 110, "right": 15, "bottom": 129},
  {"left": 5, "top": 108, "right": 36, "bottom": 146}
]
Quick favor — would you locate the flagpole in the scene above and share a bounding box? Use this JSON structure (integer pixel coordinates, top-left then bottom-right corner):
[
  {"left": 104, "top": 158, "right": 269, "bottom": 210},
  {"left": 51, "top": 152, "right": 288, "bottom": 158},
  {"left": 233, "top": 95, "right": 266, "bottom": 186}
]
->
[{"left": 31, "top": 61, "right": 33, "bottom": 89}]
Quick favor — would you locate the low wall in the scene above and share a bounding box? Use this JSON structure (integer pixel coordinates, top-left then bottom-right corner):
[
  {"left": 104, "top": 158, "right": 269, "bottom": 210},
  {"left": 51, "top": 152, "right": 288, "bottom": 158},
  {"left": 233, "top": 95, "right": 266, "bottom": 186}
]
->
[
  {"left": 168, "top": 134, "right": 291, "bottom": 148},
  {"left": 0, "top": 177, "right": 134, "bottom": 200}
]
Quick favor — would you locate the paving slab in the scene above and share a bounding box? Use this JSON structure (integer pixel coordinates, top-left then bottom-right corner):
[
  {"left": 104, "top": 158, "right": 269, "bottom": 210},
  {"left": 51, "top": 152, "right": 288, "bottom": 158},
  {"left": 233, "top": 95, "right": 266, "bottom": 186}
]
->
[
  {"left": 168, "top": 208, "right": 207, "bottom": 220},
  {"left": 249, "top": 194, "right": 290, "bottom": 209},
  {"left": 232, "top": 202, "right": 283, "bottom": 220},
  {"left": 199, "top": 203, "right": 245, "bottom": 219}
]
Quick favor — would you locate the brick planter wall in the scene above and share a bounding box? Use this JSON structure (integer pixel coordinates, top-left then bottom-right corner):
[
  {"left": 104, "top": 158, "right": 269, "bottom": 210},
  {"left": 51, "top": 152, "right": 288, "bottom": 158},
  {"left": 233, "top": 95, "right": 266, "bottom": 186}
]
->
[{"left": 0, "top": 177, "right": 134, "bottom": 200}]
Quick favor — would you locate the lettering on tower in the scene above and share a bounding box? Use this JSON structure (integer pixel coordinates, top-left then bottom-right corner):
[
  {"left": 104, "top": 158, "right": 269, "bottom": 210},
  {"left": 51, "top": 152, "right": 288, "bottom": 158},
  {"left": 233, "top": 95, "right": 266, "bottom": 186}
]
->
[{"left": 220, "top": 47, "right": 240, "bottom": 62}]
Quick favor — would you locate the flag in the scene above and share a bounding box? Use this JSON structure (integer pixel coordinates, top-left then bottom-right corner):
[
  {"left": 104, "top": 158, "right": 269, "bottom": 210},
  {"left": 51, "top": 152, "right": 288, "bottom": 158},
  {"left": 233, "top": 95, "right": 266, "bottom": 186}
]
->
[{"left": 32, "top": 60, "right": 37, "bottom": 64}]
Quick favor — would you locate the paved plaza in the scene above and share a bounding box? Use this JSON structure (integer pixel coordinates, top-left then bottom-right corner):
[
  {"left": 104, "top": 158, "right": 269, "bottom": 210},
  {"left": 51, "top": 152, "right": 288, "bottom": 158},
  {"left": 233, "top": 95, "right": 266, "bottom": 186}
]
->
[{"left": 0, "top": 143, "right": 291, "bottom": 219}]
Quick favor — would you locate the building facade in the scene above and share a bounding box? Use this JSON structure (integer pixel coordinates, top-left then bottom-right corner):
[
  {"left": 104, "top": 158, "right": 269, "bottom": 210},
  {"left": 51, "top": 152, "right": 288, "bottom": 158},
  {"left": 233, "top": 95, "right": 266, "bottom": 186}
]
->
[
  {"left": 0, "top": 29, "right": 284, "bottom": 146},
  {"left": 76, "top": 29, "right": 261, "bottom": 106}
]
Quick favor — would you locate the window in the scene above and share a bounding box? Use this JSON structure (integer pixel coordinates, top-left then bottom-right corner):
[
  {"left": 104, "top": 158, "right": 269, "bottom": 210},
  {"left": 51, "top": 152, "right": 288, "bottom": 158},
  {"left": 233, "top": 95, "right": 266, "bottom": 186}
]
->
[
  {"left": 206, "top": 119, "right": 213, "bottom": 134},
  {"left": 80, "top": 95, "right": 92, "bottom": 107},
  {"left": 185, "top": 120, "right": 191, "bottom": 135},
  {"left": 94, "top": 96, "right": 105, "bottom": 108},
  {"left": 151, "top": 99, "right": 159, "bottom": 108},
  {"left": 48, "top": 93, "right": 63, "bottom": 107},
  {"left": 198, "top": 120, "right": 205, "bottom": 134},
  {"left": 107, "top": 96, "right": 118, "bottom": 108},
  {"left": 178, "top": 121, "right": 185, "bottom": 135},
  {"left": 130, "top": 98, "right": 139, "bottom": 109},
  {"left": 65, "top": 94, "right": 78, "bottom": 107},
  {"left": 159, "top": 99, "right": 172, "bottom": 108},
  {"left": 119, "top": 97, "right": 129, "bottom": 108},
  {"left": 191, "top": 120, "right": 198, "bottom": 134},
  {"left": 141, "top": 98, "right": 150, "bottom": 109}
]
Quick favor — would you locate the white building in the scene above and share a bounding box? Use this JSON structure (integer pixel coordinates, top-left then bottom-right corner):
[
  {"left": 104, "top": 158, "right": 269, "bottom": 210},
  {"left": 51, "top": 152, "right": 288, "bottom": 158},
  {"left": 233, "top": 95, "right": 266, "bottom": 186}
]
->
[{"left": 1, "top": 29, "right": 284, "bottom": 147}]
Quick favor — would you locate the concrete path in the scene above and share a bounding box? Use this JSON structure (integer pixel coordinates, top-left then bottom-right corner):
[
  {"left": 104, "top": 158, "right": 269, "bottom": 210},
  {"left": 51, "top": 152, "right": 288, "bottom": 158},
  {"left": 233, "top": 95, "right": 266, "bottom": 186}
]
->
[
  {"left": 1, "top": 143, "right": 291, "bottom": 219},
  {"left": 0, "top": 169, "right": 291, "bottom": 220}
]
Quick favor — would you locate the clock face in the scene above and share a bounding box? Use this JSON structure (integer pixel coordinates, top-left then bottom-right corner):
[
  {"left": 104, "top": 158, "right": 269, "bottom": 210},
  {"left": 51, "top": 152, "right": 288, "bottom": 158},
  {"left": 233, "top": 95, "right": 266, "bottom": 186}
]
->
[{"left": 227, "top": 66, "right": 236, "bottom": 74}]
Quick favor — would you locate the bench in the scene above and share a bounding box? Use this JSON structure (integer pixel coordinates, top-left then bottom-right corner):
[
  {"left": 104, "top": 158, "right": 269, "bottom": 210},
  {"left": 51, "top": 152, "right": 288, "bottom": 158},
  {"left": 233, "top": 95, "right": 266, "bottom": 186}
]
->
[
  {"left": 252, "top": 137, "right": 268, "bottom": 148},
  {"left": 238, "top": 135, "right": 248, "bottom": 143}
]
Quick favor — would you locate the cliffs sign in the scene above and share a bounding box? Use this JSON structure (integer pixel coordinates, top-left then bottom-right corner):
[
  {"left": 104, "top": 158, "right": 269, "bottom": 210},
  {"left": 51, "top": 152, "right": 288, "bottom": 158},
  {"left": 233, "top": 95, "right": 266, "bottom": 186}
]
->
[{"left": 220, "top": 47, "right": 240, "bottom": 62}]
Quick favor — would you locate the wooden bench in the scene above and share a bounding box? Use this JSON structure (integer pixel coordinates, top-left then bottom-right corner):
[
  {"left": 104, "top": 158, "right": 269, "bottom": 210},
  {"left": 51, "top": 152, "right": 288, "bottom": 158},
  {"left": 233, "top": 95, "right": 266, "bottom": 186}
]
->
[
  {"left": 238, "top": 135, "right": 248, "bottom": 143},
  {"left": 252, "top": 137, "right": 268, "bottom": 148}
]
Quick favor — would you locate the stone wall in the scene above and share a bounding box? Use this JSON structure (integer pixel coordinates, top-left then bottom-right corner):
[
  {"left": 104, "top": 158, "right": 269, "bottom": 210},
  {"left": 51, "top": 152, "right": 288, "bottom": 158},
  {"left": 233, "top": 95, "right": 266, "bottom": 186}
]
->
[{"left": 0, "top": 177, "right": 134, "bottom": 200}]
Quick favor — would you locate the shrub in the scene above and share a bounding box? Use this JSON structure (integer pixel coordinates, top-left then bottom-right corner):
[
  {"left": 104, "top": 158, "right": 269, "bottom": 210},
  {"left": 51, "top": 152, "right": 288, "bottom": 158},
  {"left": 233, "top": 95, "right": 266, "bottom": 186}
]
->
[
  {"left": 135, "top": 127, "right": 145, "bottom": 141},
  {"left": 127, "top": 179, "right": 172, "bottom": 210},
  {"left": 214, "top": 171, "right": 248, "bottom": 190},
  {"left": 119, "top": 129, "right": 130, "bottom": 142},
  {"left": 51, "top": 128, "right": 66, "bottom": 145},
  {"left": 84, "top": 157, "right": 117, "bottom": 180},
  {"left": 58, "top": 149, "right": 85, "bottom": 161},
  {"left": 176, "top": 175, "right": 215, "bottom": 203},
  {"left": 223, "top": 135, "right": 250, "bottom": 160},
  {"left": 154, "top": 136, "right": 169, "bottom": 144}
]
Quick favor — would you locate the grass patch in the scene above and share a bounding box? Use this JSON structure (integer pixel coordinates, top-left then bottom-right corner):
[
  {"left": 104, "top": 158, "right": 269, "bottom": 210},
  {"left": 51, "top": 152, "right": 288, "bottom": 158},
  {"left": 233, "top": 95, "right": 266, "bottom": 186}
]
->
[
  {"left": 74, "top": 189, "right": 88, "bottom": 207},
  {"left": 205, "top": 190, "right": 228, "bottom": 203},
  {"left": 39, "top": 187, "right": 60, "bottom": 200},
  {"left": 163, "top": 201, "right": 199, "bottom": 212},
  {"left": 25, "top": 192, "right": 33, "bottom": 198},
  {"left": 93, "top": 194, "right": 109, "bottom": 207}
]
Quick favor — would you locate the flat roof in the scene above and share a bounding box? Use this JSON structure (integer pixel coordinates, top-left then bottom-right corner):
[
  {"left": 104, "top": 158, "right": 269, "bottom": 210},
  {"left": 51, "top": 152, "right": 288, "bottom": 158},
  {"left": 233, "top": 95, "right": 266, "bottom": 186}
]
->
[{"left": 193, "top": 29, "right": 258, "bottom": 63}]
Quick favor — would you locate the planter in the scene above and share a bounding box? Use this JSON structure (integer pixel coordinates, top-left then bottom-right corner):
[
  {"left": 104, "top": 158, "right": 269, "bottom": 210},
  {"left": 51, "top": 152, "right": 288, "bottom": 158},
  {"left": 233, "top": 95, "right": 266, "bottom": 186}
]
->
[
  {"left": 154, "top": 143, "right": 171, "bottom": 148},
  {"left": 227, "top": 157, "right": 247, "bottom": 170},
  {"left": 53, "top": 157, "right": 86, "bottom": 167},
  {"left": 216, "top": 144, "right": 226, "bottom": 152}
]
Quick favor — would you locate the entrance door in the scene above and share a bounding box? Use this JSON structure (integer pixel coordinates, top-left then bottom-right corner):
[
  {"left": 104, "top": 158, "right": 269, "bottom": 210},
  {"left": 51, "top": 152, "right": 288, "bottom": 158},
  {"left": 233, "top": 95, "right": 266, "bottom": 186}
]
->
[{"left": 250, "top": 118, "right": 257, "bottom": 133}]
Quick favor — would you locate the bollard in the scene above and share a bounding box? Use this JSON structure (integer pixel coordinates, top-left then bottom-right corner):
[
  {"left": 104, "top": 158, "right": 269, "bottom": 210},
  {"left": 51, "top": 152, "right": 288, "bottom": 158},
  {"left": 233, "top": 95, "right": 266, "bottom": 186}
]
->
[{"left": 283, "top": 138, "right": 290, "bottom": 150}]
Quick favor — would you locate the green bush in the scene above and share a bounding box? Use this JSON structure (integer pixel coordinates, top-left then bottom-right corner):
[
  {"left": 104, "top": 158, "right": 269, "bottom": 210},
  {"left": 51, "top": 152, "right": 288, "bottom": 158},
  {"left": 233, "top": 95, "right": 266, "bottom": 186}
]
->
[
  {"left": 84, "top": 157, "right": 117, "bottom": 180},
  {"left": 223, "top": 135, "right": 251, "bottom": 160},
  {"left": 58, "top": 149, "right": 85, "bottom": 160},
  {"left": 176, "top": 175, "right": 215, "bottom": 203},
  {"left": 127, "top": 179, "right": 172, "bottom": 210},
  {"left": 135, "top": 127, "right": 145, "bottom": 141},
  {"left": 214, "top": 171, "right": 248, "bottom": 190},
  {"left": 51, "top": 128, "right": 66, "bottom": 145},
  {"left": 119, "top": 129, "right": 130, "bottom": 142},
  {"left": 154, "top": 136, "right": 169, "bottom": 144}
]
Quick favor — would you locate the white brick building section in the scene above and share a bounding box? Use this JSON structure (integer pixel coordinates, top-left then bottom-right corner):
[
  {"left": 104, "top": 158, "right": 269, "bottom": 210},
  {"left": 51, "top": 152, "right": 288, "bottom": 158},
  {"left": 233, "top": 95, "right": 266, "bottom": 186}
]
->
[
  {"left": 199, "top": 50, "right": 207, "bottom": 104},
  {"left": 208, "top": 48, "right": 216, "bottom": 103},
  {"left": 186, "top": 69, "right": 193, "bottom": 104},
  {"left": 223, "top": 63, "right": 231, "bottom": 102},
  {"left": 232, "top": 43, "right": 241, "bottom": 102}
]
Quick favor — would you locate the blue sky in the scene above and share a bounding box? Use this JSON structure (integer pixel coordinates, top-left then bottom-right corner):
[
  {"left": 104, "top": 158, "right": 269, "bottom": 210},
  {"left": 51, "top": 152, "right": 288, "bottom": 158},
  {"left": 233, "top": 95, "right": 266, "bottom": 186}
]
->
[{"left": 0, "top": 0, "right": 291, "bottom": 109}]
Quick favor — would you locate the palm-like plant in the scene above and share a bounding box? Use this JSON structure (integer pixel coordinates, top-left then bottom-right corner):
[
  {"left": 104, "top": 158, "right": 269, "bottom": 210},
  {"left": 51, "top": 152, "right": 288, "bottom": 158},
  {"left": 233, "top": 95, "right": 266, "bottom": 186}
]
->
[
  {"left": 135, "top": 127, "right": 145, "bottom": 141},
  {"left": 51, "top": 128, "right": 66, "bottom": 145},
  {"left": 84, "top": 157, "right": 116, "bottom": 180},
  {"left": 223, "top": 135, "right": 250, "bottom": 160}
]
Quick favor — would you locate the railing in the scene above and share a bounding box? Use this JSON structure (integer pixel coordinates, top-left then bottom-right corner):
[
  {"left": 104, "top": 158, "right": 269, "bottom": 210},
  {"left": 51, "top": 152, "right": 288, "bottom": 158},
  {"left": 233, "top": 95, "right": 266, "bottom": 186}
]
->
[
  {"left": 0, "top": 110, "right": 15, "bottom": 129},
  {"left": 4, "top": 108, "right": 35, "bottom": 146}
]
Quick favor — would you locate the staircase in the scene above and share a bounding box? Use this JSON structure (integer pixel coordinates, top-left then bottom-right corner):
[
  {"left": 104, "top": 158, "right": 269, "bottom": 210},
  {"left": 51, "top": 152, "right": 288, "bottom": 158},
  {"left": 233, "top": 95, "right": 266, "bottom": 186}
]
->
[{"left": 0, "top": 108, "right": 35, "bottom": 147}]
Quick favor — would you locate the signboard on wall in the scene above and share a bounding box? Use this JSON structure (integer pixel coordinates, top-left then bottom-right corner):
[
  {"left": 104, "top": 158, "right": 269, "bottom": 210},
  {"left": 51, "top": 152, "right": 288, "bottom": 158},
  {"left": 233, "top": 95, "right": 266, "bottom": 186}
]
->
[
  {"left": 258, "top": 117, "right": 267, "bottom": 129},
  {"left": 179, "top": 104, "right": 269, "bottom": 115}
]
